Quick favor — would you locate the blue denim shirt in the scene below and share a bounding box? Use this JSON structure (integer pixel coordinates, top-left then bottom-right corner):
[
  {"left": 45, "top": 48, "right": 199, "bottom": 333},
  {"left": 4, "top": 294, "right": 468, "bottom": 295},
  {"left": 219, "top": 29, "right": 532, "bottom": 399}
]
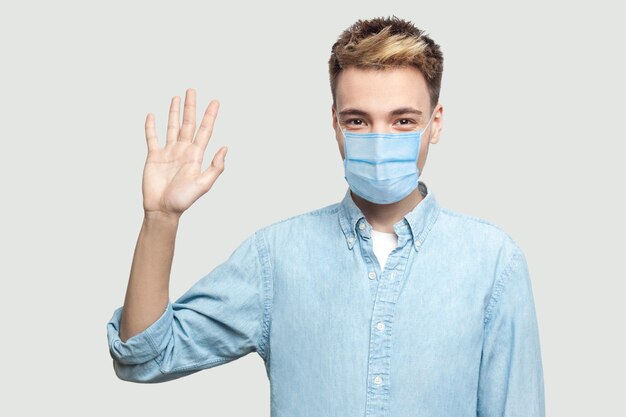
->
[{"left": 107, "top": 181, "right": 545, "bottom": 416}]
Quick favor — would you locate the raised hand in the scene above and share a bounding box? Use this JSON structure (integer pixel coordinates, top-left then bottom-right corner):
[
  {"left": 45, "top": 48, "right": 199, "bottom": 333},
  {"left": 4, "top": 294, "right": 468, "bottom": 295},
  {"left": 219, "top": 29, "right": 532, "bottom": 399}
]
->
[{"left": 142, "top": 88, "right": 227, "bottom": 218}]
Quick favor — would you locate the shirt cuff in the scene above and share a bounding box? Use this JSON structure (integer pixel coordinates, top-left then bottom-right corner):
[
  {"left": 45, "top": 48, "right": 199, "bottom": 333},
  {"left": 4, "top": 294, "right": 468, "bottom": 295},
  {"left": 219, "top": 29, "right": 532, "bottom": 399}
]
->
[{"left": 107, "top": 302, "right": 173, "bottom": 365}]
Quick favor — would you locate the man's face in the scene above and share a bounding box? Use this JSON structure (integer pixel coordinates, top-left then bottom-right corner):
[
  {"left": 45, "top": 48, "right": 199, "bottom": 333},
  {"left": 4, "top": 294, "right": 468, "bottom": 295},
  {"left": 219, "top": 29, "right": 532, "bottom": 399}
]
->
[{"left": 332, "top": 66, "right": 443, "bottom": 177}]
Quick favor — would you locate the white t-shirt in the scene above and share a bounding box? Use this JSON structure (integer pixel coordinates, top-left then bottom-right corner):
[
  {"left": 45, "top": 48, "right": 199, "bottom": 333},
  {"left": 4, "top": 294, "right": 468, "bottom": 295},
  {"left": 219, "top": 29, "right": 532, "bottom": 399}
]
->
[{"left": 371, "top": 229, "right": 398, "bottom": 272}]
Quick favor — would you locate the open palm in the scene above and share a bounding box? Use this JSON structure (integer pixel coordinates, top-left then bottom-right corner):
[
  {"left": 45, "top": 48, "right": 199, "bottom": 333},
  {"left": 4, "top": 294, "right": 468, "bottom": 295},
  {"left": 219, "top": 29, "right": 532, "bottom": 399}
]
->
[{"left": 142, "top": 88, "right": 227, "bottom": 217}]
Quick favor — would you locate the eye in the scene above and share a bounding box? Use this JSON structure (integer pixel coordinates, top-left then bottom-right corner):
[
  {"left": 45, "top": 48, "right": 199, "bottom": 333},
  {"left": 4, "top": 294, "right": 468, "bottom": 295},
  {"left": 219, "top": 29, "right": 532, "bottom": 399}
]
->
[
  {"left": 347, "top": 118, "right": 365, "bottom": 126},
  {"left": 393, "top": 118, "right": 418, "bottom": 130},
  {"left": 395, "top": 118, "right": 416, "bottom": 125}
]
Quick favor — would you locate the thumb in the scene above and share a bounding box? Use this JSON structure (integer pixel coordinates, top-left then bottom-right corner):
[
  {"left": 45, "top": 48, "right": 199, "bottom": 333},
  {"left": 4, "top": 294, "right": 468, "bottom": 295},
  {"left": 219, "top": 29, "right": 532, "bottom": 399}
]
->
[{"left": 197, "top": 146, "right": 228, "bottom": 192}]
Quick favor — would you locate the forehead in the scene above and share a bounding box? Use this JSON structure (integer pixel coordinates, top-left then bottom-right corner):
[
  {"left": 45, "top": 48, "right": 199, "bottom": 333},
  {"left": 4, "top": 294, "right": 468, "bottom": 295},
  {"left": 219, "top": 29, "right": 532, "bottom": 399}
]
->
[{"left": 335, "top": 66, "right": 430, "bottom": 112}]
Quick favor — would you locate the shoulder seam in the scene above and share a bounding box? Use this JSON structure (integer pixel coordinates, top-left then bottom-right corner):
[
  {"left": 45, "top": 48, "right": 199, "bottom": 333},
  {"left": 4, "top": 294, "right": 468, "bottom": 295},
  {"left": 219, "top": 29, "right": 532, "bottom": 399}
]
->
[
  {"left": 254, "top": 229, "right": 273, "bottom": 363},
  {"left": 439, "top": 207, "right": 519, "bottom": 247},
  {"left": 483, "top": 245, "right": 523, "bottom": 326},
  {"left": 440, "top": 207, "right": 505, "bottom": 231},
  {"left": 258, "top": 203, "right": 341, "bottom": 232}
]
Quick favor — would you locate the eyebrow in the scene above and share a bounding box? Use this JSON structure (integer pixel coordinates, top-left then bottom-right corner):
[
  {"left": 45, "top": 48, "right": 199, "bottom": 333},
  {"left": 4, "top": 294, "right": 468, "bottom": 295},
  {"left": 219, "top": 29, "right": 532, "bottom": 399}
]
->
[
  {"left": 338, "top": 107, "right": 423, "bottom": 117},
  {"left": 338, "top": 108, "right": 369, "bottom": 117},
  {"left": 390, "top": 107, "right": 423, "bottom": 116}
]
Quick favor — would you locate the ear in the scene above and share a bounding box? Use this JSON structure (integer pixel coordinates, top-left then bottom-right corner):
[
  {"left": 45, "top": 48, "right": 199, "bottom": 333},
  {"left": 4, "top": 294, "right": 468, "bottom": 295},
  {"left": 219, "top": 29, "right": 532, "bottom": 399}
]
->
[
  {"left": 429, "top": 104, "right": 444, "bottom": 144},
  {"left": 332, "top": 104, "right": 346, "bottom": 160}
]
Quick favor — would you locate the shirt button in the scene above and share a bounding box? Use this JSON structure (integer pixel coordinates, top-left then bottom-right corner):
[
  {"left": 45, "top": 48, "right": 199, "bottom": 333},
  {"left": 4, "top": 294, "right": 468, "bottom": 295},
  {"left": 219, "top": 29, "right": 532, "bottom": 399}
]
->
[
  {"left": 368, "top": 271, "right": 376, "bottom": 280},
  {"left": 359, "top": 223, "right": 365, "bottom": 230},
  {"left": 415, "top": 240, "right": 421, "bottom": 247},
  {"left": 376, "top": 322, "right": 385, "bottom": 331},
  {"left": 348, "top": 236, "right": 355, "bottom": 244},
  {"left": 374, "top": 376, "right": 382, "bottom": 385}
]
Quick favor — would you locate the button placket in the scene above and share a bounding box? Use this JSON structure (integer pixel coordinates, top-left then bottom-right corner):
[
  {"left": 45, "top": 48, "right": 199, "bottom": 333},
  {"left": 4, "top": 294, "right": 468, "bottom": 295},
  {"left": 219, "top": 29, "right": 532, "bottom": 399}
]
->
[{"left": 364, "top": 229, "right": 416, "bottom": 417}]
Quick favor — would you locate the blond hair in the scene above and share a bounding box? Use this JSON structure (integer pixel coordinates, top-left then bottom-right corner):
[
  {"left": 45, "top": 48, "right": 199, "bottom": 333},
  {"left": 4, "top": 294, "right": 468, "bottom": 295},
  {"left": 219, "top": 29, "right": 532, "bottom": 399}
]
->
[{"left": 329, "top": 16, "right": 444, "bottom": 109}]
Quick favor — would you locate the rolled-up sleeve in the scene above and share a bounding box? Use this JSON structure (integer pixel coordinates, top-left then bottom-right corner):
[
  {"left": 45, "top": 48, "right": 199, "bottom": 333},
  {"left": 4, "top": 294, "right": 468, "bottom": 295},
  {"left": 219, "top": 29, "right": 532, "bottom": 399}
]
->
[
  {"left": 478, "top": 246, "right": 545, "bottom": 417},
  {"left": 107, "top": 229, "right": 273, "bottom": 383}
]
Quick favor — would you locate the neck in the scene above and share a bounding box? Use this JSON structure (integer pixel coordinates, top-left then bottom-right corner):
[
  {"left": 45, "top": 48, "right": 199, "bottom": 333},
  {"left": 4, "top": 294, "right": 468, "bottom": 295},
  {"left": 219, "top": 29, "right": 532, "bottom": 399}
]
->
[{"left": 351, "top": 186, "right": 424, "bottom": 233}]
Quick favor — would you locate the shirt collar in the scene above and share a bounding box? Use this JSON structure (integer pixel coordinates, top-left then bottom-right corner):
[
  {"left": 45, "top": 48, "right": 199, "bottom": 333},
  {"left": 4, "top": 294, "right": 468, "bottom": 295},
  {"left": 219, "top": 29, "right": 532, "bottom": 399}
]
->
[{"left": 338, "top": 181, "right": 441, "bottom": 252}]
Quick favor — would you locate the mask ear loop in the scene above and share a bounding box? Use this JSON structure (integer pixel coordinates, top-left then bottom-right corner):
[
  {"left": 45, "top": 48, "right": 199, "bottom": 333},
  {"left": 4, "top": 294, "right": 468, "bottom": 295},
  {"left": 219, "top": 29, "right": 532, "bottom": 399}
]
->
[
  {"left": 335, "top": 111, "right": 349, "bottom": 162},
  {"left": 335, "top": 110, "right": 345, "bottom": 138},
  {"left": 420, "top": 107, "right": 438, "bottom": 137}
]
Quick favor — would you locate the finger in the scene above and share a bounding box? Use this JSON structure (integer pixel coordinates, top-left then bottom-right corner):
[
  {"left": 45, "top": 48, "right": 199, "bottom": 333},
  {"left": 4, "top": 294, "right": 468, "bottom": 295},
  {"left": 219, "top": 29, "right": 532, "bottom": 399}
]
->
[
  {"left": 197, "top": 146, "right": 228, "bottom": 191},
  {"left": 145, "top": 113, "right": 159, "bottom": 152},
  {"left": 193, "top": 100, "right": 220, "bottom": 152},
  {"left": 178, "top": 88, "right": 196, "bottom": 142},
  {"left": 166, "top": 96, "right": 181, "bottom": 146}
]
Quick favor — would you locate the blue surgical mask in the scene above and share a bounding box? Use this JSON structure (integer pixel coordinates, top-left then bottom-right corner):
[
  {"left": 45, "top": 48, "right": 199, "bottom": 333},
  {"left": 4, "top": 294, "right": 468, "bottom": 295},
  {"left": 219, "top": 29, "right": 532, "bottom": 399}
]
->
[{"left": 336, "top": 109, "right": 436, "bottom": 204}]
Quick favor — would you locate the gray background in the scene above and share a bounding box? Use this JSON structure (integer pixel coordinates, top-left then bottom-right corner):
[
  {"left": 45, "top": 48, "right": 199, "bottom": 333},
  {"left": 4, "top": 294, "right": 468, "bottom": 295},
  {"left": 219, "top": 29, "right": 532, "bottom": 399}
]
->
[{"left": 1, "top": 0, "right": 624, "bottom": 415}]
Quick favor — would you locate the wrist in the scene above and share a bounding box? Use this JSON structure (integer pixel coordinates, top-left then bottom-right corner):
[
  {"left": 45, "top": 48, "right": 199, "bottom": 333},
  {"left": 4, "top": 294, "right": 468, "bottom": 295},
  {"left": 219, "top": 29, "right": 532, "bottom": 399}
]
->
[{"left": 143, "top": 210, "right": 181, "bottom": 225}]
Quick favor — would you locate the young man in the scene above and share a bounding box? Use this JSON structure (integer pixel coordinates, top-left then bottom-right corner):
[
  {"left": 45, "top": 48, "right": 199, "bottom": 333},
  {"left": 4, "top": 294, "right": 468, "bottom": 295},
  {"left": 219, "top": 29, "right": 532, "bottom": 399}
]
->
[{"left": 107, "top": 16, "right": 545, "bottom": 416}]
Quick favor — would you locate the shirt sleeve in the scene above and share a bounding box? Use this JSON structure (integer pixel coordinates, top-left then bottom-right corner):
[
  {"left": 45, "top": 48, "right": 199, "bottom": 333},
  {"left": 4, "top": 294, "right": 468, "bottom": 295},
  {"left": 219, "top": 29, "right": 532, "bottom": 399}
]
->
[
  {"left": 477, "top": 246, "right": 546, "bottom": 417},
  {"left": 106, "top": 229, "right": 272, "bottom": 383}
]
